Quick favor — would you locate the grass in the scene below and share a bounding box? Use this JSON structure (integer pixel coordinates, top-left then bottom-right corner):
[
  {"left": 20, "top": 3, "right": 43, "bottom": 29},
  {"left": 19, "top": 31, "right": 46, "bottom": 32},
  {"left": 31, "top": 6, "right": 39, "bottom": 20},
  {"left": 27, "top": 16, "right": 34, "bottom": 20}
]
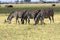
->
[
  {"left": 0, "top": 13, "right": 60, "bottom": 40},
  {"left": 0, "top": 3, "right": 60, "bottom": 13},
  {"left": 0, "top": 3, "right": 60, "bottom": 40}
]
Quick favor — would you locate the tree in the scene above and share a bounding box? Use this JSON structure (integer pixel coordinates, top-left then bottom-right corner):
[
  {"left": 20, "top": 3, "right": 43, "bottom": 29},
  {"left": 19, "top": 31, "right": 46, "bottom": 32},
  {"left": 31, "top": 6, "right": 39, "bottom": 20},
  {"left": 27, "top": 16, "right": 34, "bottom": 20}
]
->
[
  {"left": 0, "top": 1, "right": 1, "bottom": 4},
  {"left": 15, "top": 0, "right": 19, "bottom": 4},
  {"left": 24, "top": 0, "right": 31, "bottom": 2},
  {"left": 58, "top": 0, "right": 60, "bottom": 2},
  {"left": 40, "top": 0, "right": 45, "bottom": 2},
  {"left": 40, "top": 0, "right": 43, "bottom": 2},
  {"left": 20, "top": 0, "right": 24, "bottom": 3}
]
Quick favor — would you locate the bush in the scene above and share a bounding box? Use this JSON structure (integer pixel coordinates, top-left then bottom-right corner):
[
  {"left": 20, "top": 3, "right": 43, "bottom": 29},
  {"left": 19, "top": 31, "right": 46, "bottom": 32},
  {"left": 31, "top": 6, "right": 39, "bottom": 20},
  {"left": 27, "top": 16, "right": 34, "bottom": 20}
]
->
[
  {"left": 52, "top": 4, "right": 56, "bottom": 6},
  {"left": 5, "top": 5, "right": 13, "bottom": 8}
]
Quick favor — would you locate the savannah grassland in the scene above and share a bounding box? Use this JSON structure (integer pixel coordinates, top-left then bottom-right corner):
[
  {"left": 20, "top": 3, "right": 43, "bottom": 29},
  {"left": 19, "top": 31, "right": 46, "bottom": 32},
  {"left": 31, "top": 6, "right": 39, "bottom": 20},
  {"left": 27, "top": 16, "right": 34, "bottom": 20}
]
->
[{"left": 0, "top": 3, "right": 60, "bottom": 40}]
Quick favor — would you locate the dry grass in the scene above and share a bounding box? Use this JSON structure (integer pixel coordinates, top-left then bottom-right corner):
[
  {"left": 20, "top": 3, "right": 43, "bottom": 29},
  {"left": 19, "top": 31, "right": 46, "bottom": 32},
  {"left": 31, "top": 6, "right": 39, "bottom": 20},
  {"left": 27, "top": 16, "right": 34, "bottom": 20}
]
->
[
  {"left": 0, "top": 13, "right": 60, "bottom": 40},
  {"left": 0, "top": 3, "right": 60, "bottom": 8}
]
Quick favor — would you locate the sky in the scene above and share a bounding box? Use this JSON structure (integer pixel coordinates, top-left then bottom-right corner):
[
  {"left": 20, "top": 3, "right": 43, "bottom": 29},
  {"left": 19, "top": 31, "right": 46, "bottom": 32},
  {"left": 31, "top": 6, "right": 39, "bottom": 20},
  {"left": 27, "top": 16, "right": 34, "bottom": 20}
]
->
[{"left": 0, "top": 0, "right": 58, "bottom": 2}]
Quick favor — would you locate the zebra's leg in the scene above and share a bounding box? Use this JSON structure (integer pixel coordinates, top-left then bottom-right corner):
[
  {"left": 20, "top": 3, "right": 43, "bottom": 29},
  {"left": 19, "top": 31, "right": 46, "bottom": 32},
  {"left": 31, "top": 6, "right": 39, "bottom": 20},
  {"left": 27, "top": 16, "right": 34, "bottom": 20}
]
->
[
  {"left": 34, "top": 17, "right": 38, "bottom": 25},
  {"left": 49, "top": 17, "right": 51, "bottom": 23},
  {"left": 21, "top": 18, "right": 24, "bottom": 24},
  {"left": 18, "top": 19, "right": 20, "bottom": 24},
  {"left": 40, "top": 17, "right": 45, "bottom": 25},
  {"left": 25, "top": 18, "right": 27, "bottom": 24},
  {"left": 16, "top": 16, "right": 20, "bottom": 24},
  {"left": 16, "top": 17, "right": 18, "bottom": 24},
  {"left": 52, "top": 16, "right": 54, "bottom": 23},
  {"left": 28, "top": 16, "right": 30, "bottom": 24}
]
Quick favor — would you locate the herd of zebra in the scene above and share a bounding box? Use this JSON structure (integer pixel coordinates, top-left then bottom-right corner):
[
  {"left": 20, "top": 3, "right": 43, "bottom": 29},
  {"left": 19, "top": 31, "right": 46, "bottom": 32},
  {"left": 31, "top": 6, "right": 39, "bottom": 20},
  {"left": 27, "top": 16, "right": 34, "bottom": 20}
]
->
[{"left": 4, "top": 8, "right": 54, "bottom": 25}]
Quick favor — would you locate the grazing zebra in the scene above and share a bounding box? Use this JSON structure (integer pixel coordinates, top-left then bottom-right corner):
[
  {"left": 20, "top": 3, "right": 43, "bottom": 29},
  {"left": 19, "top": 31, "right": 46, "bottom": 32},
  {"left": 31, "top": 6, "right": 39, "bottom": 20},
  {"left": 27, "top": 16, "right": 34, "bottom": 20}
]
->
[
  {"left": 34, "top": 8, "right": 54, "bottom": 25},
  {"left": 4, "top": 10, "right": 27, "bottom": 24}
]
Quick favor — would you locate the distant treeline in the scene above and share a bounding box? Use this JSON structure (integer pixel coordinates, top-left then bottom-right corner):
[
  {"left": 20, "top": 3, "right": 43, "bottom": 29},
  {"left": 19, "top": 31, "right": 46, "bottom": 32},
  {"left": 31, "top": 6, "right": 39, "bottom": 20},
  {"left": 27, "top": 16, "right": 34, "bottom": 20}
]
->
[{"left": 0, "top": 2, "right": 60, "bottom": 4}]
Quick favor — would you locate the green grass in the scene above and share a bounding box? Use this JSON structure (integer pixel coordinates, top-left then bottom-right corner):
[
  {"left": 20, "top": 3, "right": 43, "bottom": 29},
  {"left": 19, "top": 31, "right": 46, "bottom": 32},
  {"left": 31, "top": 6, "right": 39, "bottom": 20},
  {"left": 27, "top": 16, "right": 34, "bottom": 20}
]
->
[{"left": 0, "top": 13, "right": 60, "bottom": 40}]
